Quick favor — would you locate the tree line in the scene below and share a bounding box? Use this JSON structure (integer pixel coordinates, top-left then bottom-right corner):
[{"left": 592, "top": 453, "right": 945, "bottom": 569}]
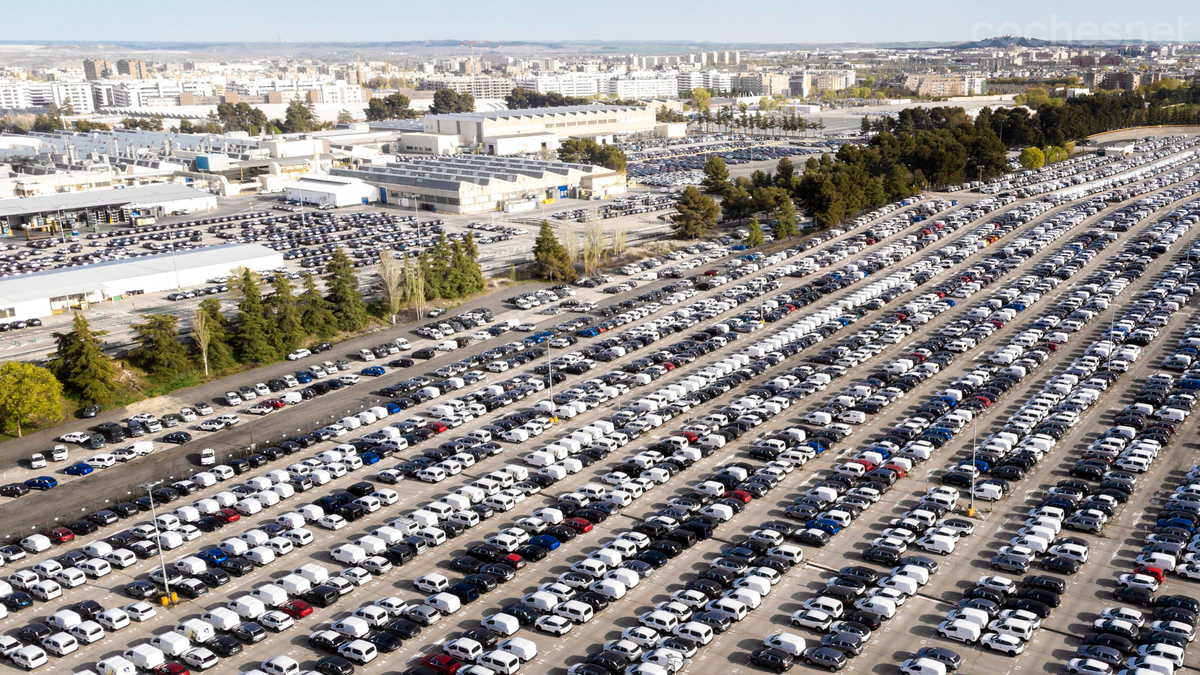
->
[
  {"left": 11, "top": 240, "right": 487, "bottom": 434},
  {"left": 505, "top": 87, "right": 589, "bottom": 110}
]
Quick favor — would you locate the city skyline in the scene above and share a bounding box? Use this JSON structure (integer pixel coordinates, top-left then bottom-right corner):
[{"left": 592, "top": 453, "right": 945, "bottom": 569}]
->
[{"left": 1, "top": 0, "right": 1198, "bottom": 45}]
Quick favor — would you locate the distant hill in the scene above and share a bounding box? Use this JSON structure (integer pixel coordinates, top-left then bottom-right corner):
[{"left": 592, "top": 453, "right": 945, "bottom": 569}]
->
[{"left": 953, "top": 36, "right": 1051, "bottom": 49}]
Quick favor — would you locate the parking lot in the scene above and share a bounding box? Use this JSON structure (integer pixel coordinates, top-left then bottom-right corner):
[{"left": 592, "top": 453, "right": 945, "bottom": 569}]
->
[{"left": 1, "top": 135, "right": 1200, "bottom": 675}]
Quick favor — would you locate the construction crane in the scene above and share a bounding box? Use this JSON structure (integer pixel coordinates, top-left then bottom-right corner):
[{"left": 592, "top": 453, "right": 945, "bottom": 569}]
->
[{"left": 459, "top": 41, "right": 479, "bottom": 74}]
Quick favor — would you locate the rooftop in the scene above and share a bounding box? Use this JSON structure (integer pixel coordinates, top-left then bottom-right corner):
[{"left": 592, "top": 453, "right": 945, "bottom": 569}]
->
[
  {"left": 0, "top": 243, "right": 279, "bottom": 305},
  {"left": 0, "top": 183, "right": 212, "bottom": 218},
  {"left": 426, "top": 104, "right": 647, "bottom": 121}
]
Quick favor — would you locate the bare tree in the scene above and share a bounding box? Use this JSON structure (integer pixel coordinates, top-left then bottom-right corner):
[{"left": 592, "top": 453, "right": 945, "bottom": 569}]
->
[
  {"left": 583, "top": 221, "right": 605, "bottom": 275},
  {"left": 610, "top": 227, "right": 628, "bottom": 257},
  {"left": 191, "top": 305, "right": 212, "bottom": 376},
  {"left": 376, "top": 252, "right": 406, "bottom": 324},
  {"left": 562, "top": 225, "right": 579, "bottom": 264},
  {"left": 403, "top": 256, "right": 426, "bottom": 320}
]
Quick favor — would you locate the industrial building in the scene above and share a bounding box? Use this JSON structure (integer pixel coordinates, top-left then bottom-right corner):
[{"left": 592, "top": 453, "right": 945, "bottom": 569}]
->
[
  {"left": 418, "top": 105, "right": 656, "bottom": 153},
  {"left": 0, "top": 183, "right": 217, "bottom": 236},
  {"left": 0, "top": 243, "right": 283, "bottom": 321},
  {"left": 282, "top": 175, "right": 382, "bottom": 208},
  {"left": 333, "top": 155, "right": 626, "bottom": 214}
]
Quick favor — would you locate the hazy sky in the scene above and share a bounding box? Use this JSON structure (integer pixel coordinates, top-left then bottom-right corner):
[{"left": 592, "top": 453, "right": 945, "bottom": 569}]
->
[{"left": 5, "top": 0, "right": 1198, "bottom": 44}]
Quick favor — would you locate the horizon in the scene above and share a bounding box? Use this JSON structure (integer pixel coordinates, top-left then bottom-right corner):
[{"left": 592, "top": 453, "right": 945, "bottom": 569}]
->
[{"left": 2, "top": 0, "right": 1197, "bottom": 45}]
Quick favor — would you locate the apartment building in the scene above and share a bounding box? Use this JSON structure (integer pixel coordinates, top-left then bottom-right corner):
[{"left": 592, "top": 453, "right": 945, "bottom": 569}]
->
[{"left": 419, "top": 75, "right": 515, "bottom": 99}]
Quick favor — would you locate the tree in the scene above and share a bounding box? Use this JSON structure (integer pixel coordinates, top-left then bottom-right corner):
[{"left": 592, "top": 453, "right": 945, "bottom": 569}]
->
[
  {"left": 366, "top": 93, "right": 419, "bottom": 121},
  {"left": 324, "top": 248, "right": 368, "bottom": 332},
  {"left": 430, "top": 89, "right": 474, "bottom": 114},
  {"left": 191, "top": 304, "right": 213, "bottom": 376},
  {"left": 505, "top": 87, "right": 589, "bottom": 109},
  {"left": 195, "top": 298, "right": 235, "bottom": 371},
  {"left": 50, "top": 313, "right": 120, "bottom": 405},
  {"left": 33, "top": 114, "right": 62, "bottom": 132},
  {"left": 129, "top": 314, "right": 190, "bottom": 379},
  {"left": 721, "top": 184, "right": 756, "bottom": 222},
  {"left": 283, "top": 99, "right": 316, "bottom": 133},
  {"left": 0, "top": 362, "right": 62, "bottom": 437},
  {"left": 376, "top": 252, "right": 406, "bottom": 324},
  {"left": 533, "top": 221, "right": 577, "bottom": 282},
  {"left": 266, "top": 275, "right": 305, "bottom": 355},
  {"left": 402, "top": 256, "right": 427, "bottom": 320},
  {"left": 230, "top": 268, "right": 276, "bottom": 363},
  {"left": 670, "top": 187, "right": 720, "bottom": 239},
  {"left": 1018, "top": 146, "right": 1045, "bottom": 169},
  {"left": 690, "top": 88, "right": 712, "bottom": 112},
  {"left": 299, "top": 276, "right": 339, "bottom": 339},
  {"left": 558, "top": 138, "right": 628, "bottom": 172},
  {"left": 336, "top": 109, "right": 354, "bottom": 124},
  {"left": 745, "top": 220, "right": 766, "bottom": 247},
  {"left": 702, "top": 155, "right": 731, "bottom": 196},
  {"left": 774, "top": 197, "right": 800, "bottom": 239}
]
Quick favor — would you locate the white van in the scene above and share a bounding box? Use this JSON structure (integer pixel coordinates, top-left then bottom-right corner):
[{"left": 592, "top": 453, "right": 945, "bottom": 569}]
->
[
  {"left": 900, "top": 658, "right": 948, "bottom": 675},
  {"left": 150, "top": 632, "right": 191, "bottom": 658},
  {"left": 674, "top": 622, "right": 715, "bottom": 645},
  {"left": 555, "top": 600, "right": 595, "bottom": 624},
  {"left": 479, "top": 650, "right": 521, "bottom": 675}
]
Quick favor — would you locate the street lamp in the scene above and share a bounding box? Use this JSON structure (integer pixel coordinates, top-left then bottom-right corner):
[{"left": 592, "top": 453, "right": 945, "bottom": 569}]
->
[
  {"left": 968, "top": 418, "right": 977, "bottom": 517},
  {"left": 142, "top": 480, "right": 175, "bottom": 605}
]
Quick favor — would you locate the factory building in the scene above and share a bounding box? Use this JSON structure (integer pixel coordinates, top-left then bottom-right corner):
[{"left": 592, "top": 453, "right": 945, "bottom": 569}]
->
[
  {"left": 333, "top": 154, "right": 626, "bottom": 214},
  {"left": 418, "top": 104, "right": 656, "bottom": 153},
  {"left": 0, "top": 183, "right": 217, "bottom": 236},
  {"left": 0, "top": 243, "right": 283, "bottom": 321},
  {"left": 282, "top": 175, "right": 382, "bottom": 208}
]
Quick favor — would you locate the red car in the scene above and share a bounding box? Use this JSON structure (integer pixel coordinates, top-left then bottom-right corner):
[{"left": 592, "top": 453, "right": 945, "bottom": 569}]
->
[
  {"left": 503, "top": 553, "right": 526, "bottom": 569},
  {"left": 279, "top": 599, "right": 313, "bottom": 618},
  {"left": 421, "top": 654, "right": 462, "bottom": 675},
  {"left": 565, "top": 517, "right": 593, "bottom": 534},
  {"left": 883, "top": 464, "right": 908, "bottom": 478},
  {"left": 728, "top": 490, "right": 753, "bottom": 504},
  {"left": 47, "top": 527, "right": 75, "bottom": 544},
  {"left": 1134, "top": 565, "right": 1165, "bottom": 583},
  {"left": 426, "top": 421, "right": 449, "bottom": 433},
  {"left": 153, "top": 663, "right": 190, "bottom": 675},
  {"left": 266, "top": 398, "right": 287, "bottom": 409},
  {"left": 679, "top": 431, "right": 699, "bottom": 443},
  {"left": 214, "top": 508, "right": 240, "bottom": 523}
]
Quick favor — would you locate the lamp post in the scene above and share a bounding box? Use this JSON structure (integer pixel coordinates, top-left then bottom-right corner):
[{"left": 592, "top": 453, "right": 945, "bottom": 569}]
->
[
  {"left": 143, "top": 480, "right": 175, "bottom": 604},
  {"left": 969, "top": 419, "right": 977, "bottom": 517}
]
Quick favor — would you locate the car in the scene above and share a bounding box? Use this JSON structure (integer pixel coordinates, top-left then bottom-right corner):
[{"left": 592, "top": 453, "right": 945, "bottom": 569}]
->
[
  {"left": 751, "top": 647, "right": 795, "bottom": 672},
  {"left": 1065, "top": 659, "right": 1112, "bottom": 675},
  {"left": 981, "top": 632, "right": 1024, "bottom": 655},
  {"left": 803, "top": 646, "right": 847, "bottom": 671},
  {"left": 536, "top": 615, "right": 573, "bottom": 636}
]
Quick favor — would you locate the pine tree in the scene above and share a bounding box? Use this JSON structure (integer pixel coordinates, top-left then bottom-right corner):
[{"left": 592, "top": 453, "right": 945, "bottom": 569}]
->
[
  {"left": 702, "top": 155, "right": 731, "bottom": 195},
  {"left": 745, "top": 219, "right": 766, "bottom": 247},
  {"left": 774, "top": 197, "right": 800, "bottom": 239},
  {"left": 50, "top": 313, "right": 120, "bottom": 404},
  {"left": 461, "top": 233, "right": 487, "bottom": 293},
  {"left": 533, "top": 221, "right": 577, "bottom": 282},
  {"left": 324, "top": 248, "right": 368, "bottom": 332},
  {"left": 670, "top": 187, "right": 720, "bottom": 239},
  {"left": 130, "top": 314, "right": 191, "bottom": 378},
  {"left": 267, "top": 275, "right": 306, "bottom": 355},
  {"left": 231, "top": 268, "right": 276, "bottom": 363},
  {"left": 299, "top": 276, "right": 339, "bottom": 339}
]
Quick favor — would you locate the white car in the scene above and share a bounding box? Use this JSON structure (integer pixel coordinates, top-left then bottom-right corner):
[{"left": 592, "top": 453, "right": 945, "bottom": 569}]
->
[
  {"left": 58, "top": 432, "right": 92, "bottom": 444},
  {"left": 124, "top": 602, "right": 157, "bottom": 622},
  {"left": 287, "top": 349, "right": 312, "bottom": 361},
  {"left": 197, "top": 419, "right": 227, "bottom": 432},
  {"left": 981, "top": 632, "right": 1025, "bottom": 655},
  {"left": 215, "top": 414, "right": 240, "bottom": 426},
  {"left": 1100, "top": 607, "right": 1144, "bottom": 627},
  {"left": 248, "top": 404, "right": 274, "bottom": 415},
  {"left": 1066, "top": 658, "right": 1112, "bottom": 675},
  {"left": 182, "top": 647, "right": 220, "bottom": 670},
  {"left": 790, "top": 609, "right": 833, "bottom": 630},
  {"left": 341, "top": 568, "right": 372, "bottom": 586},
  {"left": 536, "top": 615, "right": 573, "bottom": 636},
  {"left": 1117, "top": 574, "right": 1160, "bottom": 591},
  {"left": 319, "top": 515, "right": 347, "bottom": 530},
  {"left": 976, "top": 575, "right": 1017, "bottom": 594},
  {"left": 260, "top": 610, "right": 294, "bottom": 631}
]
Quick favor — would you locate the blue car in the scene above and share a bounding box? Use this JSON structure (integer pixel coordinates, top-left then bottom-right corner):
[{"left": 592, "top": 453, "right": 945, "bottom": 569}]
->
[
  {"left": 807, "top": 518, "right": 842, "bottom": 535},
  {"left": 63, "top": 462, "right": 93, "bottom": 477},
  {"left": 385, "top": 402, "right": 404, "bottom": 415},
  {"left": 197, "top": 548, "right": 228, "bottom": 566},
  {"left": 361, "top": 366, "right": 386, "bottom": 377},
  {"left": 529, "top": 535, "right": 560, "bottom": 551},
  {"left": 25, "top": 476, "right": 57, "bottom": 490},
  {"left": 360, "top": 452, "right": 380, "bottom": 465},
  {"left": 294, "top": 371, "right": 313, "bottom": 384}
]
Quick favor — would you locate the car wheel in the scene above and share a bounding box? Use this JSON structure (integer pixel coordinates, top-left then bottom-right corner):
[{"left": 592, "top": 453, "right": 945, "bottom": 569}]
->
[
  {"left": 806, "top": 660, "right": 814, "bottom": 666},
  {"left": 829, "top": 667, "right": 838, "bottom": 672}
]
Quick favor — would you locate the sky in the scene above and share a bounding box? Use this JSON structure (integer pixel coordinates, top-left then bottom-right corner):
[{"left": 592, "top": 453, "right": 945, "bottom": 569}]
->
[{"left": 4, "top": 0, "right": 1199, "bottom": 44}]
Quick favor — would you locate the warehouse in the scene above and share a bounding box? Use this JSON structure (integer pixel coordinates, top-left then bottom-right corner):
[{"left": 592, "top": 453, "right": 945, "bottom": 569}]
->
[
  {"left": 0, "top": 183, "right": 217, "bottom": 236},
  {"left": 418, "top": 104, "right": 656, "bottom": 154},
  {"left": 282, "top": 175, "right": 382, "bottom": 208},
  {"left": 332, "top": 155, "right": 627, "bottom": 214},
  {"left": 0, "top": 243, "right": 283, "bottom": 321}
]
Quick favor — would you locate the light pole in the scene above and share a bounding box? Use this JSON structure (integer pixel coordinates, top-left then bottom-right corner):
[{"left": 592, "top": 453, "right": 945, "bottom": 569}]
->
[
  {"left": 143, "top": 480, "right": 175, "bottom": 605},
  {"left": 968, "top": 418, "right": 977, "bottom": 517}
]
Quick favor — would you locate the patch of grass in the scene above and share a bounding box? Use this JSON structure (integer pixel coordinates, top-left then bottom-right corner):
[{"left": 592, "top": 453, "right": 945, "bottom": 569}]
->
[{"left": 146, "top": 372, "right": 203, "bottom": 398}]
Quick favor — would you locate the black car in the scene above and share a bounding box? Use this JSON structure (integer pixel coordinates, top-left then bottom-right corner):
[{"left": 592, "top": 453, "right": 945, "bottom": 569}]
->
[
  {"left": 199, "top": 568, "right": 231, "bottom": 587},
  {"left": 369, "top": 630, "right": 404, "bottom": 652},
  {"left": 207, "top": 635, "right": 243, "bottom": 657},
  {"left": 915, "top": 646, "right": 962, "bottom": 670},
  {"left": 163, "top": 431, "right": 192, "bottom": 444},
  {"left": 316, "top": 656, "right": 356, "bottom": 675},
  {"left": 751, "top": 647, "right": 794, "bottom": 673},
  {"left": 71, "top": 599, "right": 104, "bottom": 620},
  {"left": 17, "top": 623, "right": 53, "bottom": 644},
  {"left": 233, "top": 622, "right": 267, "bottom": 643},
  {"left": 1113, "top": 586, "right": 1155, "bottom": 607},
  {"left": 383, "top": 619, "right": 422, "bottom": 639}
]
